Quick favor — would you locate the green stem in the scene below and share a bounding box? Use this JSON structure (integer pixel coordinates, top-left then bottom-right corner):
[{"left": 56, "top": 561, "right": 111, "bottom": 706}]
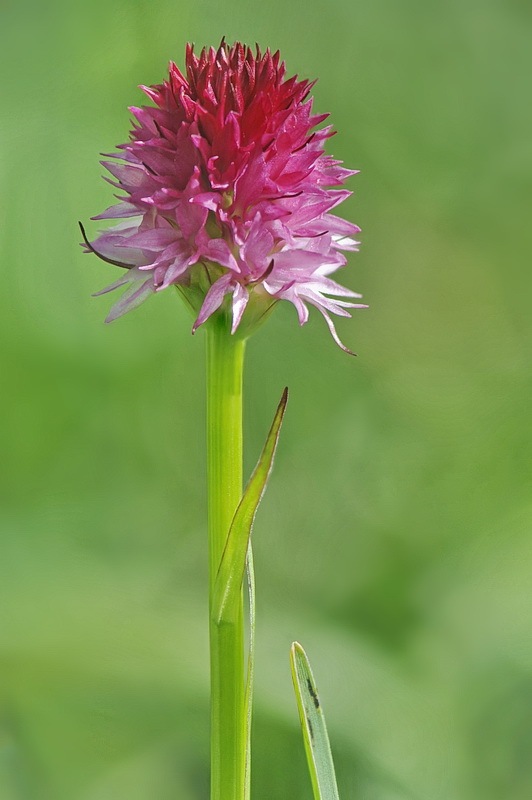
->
[{"left": 206, "top": 315, "right": 246, "bottom": 800}]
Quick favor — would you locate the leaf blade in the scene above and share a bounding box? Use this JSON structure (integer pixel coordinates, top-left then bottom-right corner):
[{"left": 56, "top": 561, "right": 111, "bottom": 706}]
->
[
  {"left": 211, "top": 387, "right": 288, "bottom": 628},
  {"left": 290, "top": 641, "right": 341, "bottom": 800}
]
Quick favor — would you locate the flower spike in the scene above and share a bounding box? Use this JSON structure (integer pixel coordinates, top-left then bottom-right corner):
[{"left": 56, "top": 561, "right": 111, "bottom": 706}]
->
[{"left": 83, "top": 41, "right": 365, "bottom": 349}]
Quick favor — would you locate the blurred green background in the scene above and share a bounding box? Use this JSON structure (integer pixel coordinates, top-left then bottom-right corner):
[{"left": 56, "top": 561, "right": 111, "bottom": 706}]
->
[{"left": 1, "top": 0, "right": 531, "bottom": 797}]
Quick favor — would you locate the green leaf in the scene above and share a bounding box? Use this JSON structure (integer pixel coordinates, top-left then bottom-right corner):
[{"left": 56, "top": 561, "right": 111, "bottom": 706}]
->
[
  {"left": 211, "top": 386, "right": 288, "bottom": 628},
  {"left": 290, "top": 641, "right": 341, "bottom": 800}
]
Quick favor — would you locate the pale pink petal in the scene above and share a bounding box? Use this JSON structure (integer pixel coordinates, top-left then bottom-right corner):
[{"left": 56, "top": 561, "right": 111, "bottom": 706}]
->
[
  {"left": 318, "top": 309, "right": 357, "bottom": 355},
  {"left": 91, "top": 202, "right": 140, "bottom": 220},
  {"left": 192, "top": 273, "right": 234, "bottom": 332},
  {"left": 204, "top": 239, "right": 240, "bottom": 272},
  {"left": 122, "top": 229, "right": 178, "bottom": 249},
  {"left": 105, "top": 278, "right": 154, "bottom": 322},
  {"left": 92, "top": 275, "right": 130, "bottom": 296},
  {"left": 231, "top": 283, "right": 249, "bottom": 333}
]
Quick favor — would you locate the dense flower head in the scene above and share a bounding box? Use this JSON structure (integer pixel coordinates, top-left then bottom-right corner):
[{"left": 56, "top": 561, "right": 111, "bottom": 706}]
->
[{"left": 83, "top": 41, "right": 365, "bottom": 350}]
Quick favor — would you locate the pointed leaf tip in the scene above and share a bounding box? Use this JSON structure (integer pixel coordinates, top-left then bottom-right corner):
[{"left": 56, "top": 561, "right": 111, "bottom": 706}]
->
[
  {"left": 212, "top": 387, "right": 288, "bottom": 627},
  {"left": 290, "top": 641, "right": 340, "bottom": 800}
]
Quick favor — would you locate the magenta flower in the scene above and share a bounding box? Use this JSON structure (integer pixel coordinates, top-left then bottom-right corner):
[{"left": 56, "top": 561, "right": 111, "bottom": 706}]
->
[{"left": 82, "top": 42, "right": 365, "bottom": 350}]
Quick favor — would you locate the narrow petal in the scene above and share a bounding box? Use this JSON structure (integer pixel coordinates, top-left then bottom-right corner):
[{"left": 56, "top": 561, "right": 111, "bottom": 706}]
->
[
  {"left": 231, "top": 283, "right": 250, "bottom": 333},
  {"left": 122, "top": 228, "right": 178, "bottom": 249},
  {"left": 91, "top": 202, "right": 140, "bottom": 220},
  {"left": 192, "top": 273, "right": 234, "bottom": 332},
  {"left": 204, "top": 239, "right": 240, "bottom": 272},
  {"left": 309, "top": 275, "right": 364, "bottom": 299},
  {"left": 317, "top": 308, "right": 357, "bottom": 356},
  {"left": 105, "top": 278, "right": 154, "bottom": 322},
  {"left": 290, "top": 293, "right": 310, "bottom": 325},
  {"left": 92, "top": 274, "right": 130, "bottom": 296}
]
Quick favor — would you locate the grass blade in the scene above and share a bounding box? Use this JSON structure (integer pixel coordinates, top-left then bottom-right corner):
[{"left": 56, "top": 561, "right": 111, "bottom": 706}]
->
[{"left": 290, "top": 641, "right": 341, "bottom": 800}]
